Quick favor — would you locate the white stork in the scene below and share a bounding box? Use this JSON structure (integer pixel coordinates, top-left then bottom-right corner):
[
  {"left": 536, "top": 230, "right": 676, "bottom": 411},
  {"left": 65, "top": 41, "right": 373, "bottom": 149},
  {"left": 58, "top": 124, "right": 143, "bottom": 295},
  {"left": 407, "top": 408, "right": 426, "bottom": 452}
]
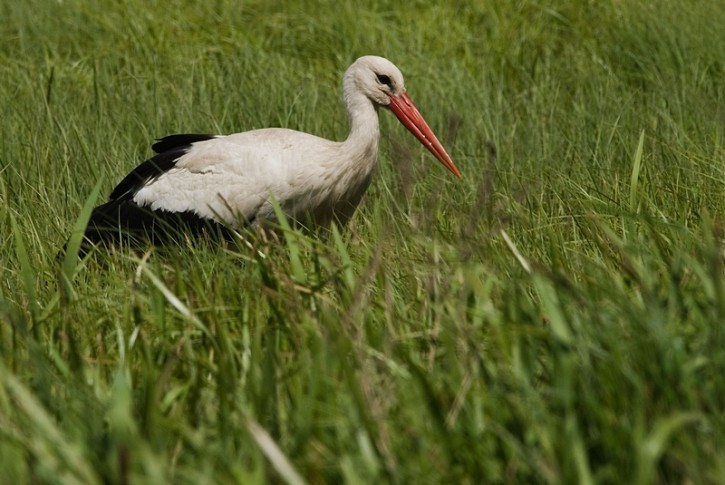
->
[{"left": 83, "top": 55, "right": 461, "bottom": 245}]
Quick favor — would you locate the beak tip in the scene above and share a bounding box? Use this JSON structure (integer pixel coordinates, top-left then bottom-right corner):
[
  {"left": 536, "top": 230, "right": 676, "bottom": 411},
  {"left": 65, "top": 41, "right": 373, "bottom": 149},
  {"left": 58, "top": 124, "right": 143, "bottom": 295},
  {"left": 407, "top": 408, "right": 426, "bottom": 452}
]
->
[{"left": 389, "top": 92, "right": 462, "bottom": 180}]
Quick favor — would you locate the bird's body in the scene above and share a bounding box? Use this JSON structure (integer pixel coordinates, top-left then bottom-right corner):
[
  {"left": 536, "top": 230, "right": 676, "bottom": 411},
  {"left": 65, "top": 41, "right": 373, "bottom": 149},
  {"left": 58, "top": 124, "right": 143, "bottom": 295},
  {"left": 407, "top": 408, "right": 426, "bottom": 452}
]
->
[{"left": 83, "top": 56, "right": 460, "bottom": 246}]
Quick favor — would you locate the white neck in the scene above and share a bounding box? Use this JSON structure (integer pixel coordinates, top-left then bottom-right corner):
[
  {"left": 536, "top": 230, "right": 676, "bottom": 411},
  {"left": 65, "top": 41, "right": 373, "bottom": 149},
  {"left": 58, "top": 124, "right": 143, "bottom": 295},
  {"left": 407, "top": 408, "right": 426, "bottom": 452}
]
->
[{"left": 341, "top": 76, "right": 380, "bottom": 167}]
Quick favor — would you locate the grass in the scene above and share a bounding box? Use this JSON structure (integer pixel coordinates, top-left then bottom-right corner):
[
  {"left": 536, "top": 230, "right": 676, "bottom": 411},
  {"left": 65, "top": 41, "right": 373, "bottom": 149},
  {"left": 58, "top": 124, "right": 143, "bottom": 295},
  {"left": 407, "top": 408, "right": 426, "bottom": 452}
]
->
[{"left": 2, "top": 0, "right": 725, "bottom": 482}]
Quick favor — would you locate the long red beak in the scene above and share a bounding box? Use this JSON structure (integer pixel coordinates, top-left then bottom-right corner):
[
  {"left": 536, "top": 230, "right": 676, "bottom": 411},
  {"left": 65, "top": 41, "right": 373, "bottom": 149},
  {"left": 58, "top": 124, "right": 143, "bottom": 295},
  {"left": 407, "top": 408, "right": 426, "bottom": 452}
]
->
[{"left": 387, "top": 92, "right": 461, "bottom": 178}]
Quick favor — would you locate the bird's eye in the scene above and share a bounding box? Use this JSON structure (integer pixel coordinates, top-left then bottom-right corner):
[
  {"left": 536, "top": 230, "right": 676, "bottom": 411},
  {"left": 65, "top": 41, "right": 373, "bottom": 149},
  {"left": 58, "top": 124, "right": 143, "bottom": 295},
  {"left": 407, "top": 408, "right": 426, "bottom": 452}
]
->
[{"left": 376, "top": 73, "right": 392, "bottom": 87}]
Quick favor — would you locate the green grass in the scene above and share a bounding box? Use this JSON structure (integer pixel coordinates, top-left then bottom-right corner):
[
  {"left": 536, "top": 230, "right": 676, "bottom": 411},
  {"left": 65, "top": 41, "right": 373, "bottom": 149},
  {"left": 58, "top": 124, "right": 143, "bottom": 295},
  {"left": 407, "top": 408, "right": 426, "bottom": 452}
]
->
[{"left": 2, "top": 0, "right": 725, "bottom": 483}]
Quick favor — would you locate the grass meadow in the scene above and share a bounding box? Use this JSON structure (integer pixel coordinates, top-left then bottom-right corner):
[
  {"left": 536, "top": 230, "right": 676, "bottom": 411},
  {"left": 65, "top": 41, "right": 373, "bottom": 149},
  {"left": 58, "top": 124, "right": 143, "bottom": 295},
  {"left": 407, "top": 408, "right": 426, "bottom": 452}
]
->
[{"left": 2, "top": 0, "right": 725, "bottom": 483}]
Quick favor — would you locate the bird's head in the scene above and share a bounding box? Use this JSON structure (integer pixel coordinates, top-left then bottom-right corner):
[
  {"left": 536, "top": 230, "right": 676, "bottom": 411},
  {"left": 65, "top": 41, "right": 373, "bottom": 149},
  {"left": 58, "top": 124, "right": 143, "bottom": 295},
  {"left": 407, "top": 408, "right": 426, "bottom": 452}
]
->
[
  {"left": 344, "top": 55, "right": 462, "bottom": 178},
  {"left": 346, "top": 55, "right": 406, "bottom": 106}
]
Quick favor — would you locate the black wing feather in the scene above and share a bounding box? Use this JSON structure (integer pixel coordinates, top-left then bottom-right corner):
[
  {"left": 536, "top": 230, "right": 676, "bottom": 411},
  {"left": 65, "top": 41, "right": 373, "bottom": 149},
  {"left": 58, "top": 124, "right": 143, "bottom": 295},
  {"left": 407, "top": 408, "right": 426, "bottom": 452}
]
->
[
  {"left": 108, "top": 133, "right": 217, "bottom": 201},
  {"left": 77, "top": 133, "right": 230, "bottom": 250},
  {"left": 152, "top": 134, "right": 217, "bottom": 154}
]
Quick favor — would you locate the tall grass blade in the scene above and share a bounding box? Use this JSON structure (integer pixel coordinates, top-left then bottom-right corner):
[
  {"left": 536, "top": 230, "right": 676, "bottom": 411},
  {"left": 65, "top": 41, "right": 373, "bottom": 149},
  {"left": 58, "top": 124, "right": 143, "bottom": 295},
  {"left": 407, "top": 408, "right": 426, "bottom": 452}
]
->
[
  {"left": 138, "top": 263, "right": 215, "bottom": 343},
  {"left": 501, "top": 229, "right": 531, "bottom": 274},
  {"left": 330, "top": 224, "right": 356, "bottom": 290},
  {"left": 638, "top": 412, "right": 702, "bottom": 483},
  {"left": 60, "top": 178, "right": 103, "bottom": 294},
  {"left": 533, "top": 274, "right": 572, "bottom": 345},
  {"left": 10, "top": 213, "right": 39, "bottom": 325},
  {"left": 246, "top": 418, "right": 307, "bottom": 485},
  {"left": 629, "top": 129, "right": 646, "bottom": 213},
  {"left": 270, "top": 198, "right": 305, "bottom": 284}
]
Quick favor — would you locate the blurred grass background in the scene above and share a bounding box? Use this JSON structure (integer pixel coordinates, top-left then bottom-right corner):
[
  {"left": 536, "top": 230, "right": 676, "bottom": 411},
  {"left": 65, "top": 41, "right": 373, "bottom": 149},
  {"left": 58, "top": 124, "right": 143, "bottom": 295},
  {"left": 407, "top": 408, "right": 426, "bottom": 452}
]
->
[{"left": 1, "top": 0, "right": 725, "bottom": 483}]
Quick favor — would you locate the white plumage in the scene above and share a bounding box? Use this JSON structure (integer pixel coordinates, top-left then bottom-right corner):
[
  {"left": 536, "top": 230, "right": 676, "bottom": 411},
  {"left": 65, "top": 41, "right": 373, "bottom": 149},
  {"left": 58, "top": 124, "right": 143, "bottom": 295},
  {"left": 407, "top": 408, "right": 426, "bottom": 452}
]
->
[{"left": 84, "top": 55, "right": 460, "bottom": 245}]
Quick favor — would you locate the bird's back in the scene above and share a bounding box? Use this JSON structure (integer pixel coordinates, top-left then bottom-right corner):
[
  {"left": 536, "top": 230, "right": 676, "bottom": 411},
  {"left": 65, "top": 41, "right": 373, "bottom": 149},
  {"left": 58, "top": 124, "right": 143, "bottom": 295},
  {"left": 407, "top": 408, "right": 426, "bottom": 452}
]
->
[{"left": 84, "top": 127, "right": 375, "bottom": 247}]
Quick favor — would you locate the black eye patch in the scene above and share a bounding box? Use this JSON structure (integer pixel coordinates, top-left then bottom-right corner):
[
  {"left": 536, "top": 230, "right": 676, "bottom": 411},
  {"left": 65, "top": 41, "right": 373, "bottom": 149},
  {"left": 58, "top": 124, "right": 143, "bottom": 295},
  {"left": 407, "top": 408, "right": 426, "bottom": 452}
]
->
[{"left": 376, "top": 73, "right": 392, "bottom": 87}]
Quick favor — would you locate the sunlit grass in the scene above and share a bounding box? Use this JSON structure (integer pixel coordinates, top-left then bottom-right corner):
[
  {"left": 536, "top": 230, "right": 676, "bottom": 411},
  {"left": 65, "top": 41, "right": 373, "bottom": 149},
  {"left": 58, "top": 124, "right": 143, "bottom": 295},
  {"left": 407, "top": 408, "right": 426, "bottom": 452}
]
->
[{"left": 2, "top": 0, "right": 725, "bottom": 483}]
